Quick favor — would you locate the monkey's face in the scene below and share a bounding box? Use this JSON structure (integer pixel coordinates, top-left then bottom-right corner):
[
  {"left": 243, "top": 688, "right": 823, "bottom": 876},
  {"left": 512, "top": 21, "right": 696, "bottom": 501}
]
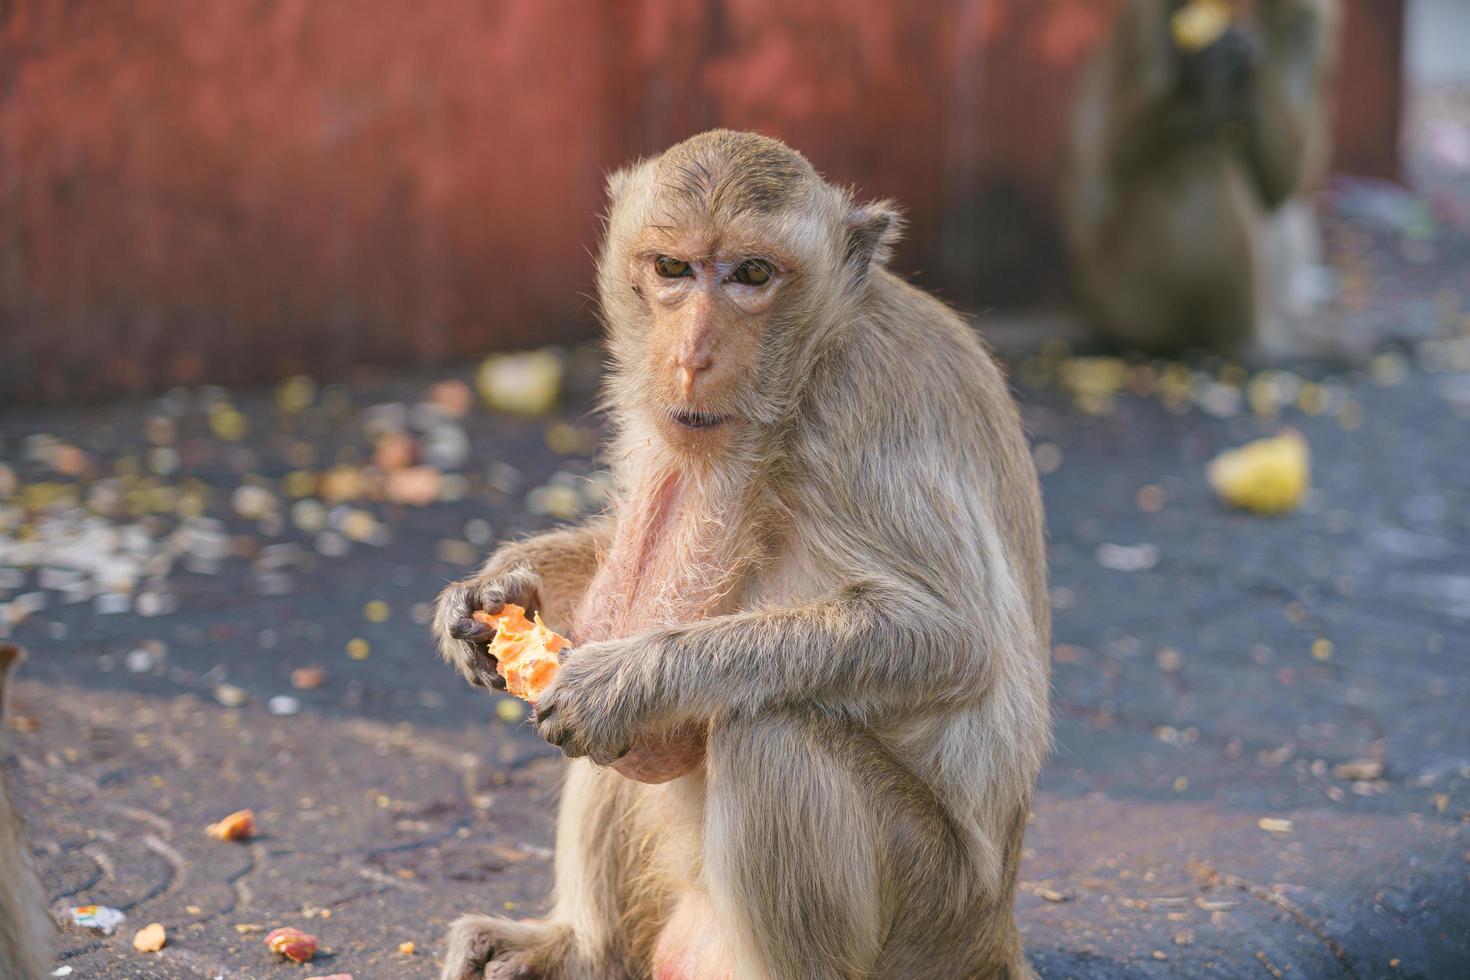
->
[{"left": 625, "top": 226, "right": 796, "bottom": 449}]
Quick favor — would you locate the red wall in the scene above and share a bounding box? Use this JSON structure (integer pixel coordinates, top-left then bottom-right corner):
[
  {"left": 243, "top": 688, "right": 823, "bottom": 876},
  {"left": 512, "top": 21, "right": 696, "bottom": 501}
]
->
[{"left": 0, "top": 0, "right": 1402, "bottom": 403}]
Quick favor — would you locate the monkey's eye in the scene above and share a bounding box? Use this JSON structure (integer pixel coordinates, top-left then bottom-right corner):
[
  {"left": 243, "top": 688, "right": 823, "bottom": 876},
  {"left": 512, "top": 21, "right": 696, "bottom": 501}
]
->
[
  {"left": 729, "top": 259, "right": 773, "bottom": 286},
  {"left": 654, "top": 256, "right": 693, "bottom": 279}
]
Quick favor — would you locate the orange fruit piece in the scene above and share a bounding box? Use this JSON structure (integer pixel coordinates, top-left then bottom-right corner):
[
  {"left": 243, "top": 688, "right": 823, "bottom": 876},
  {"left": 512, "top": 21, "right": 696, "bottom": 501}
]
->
[
  {"left": 471, "top": 603, "right": 567, "bottom": 703},
  {"left": 206, "top": 808, "right": 256, "bottom": 841}
]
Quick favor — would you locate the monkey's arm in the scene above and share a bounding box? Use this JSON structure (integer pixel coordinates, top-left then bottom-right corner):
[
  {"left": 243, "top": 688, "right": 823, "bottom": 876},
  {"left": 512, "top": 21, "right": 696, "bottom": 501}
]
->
[
  {"left": 653, "top": 577, "right": 990, "bottom": 714},
  {"left": 1242, "top": 0, "right": 1334, "bottom": 207},
  {"left": 536, "top": 572, "right": 1012, "bottom": 765},
  {"left": 473, "top": 519, "right": 612, "bottom": 628},
  {"left": 1086, "top": 0, "right": 1212, "bottom": 183},
  {"left": 433, "top": 518, "right": 612, "bottom": 687}
]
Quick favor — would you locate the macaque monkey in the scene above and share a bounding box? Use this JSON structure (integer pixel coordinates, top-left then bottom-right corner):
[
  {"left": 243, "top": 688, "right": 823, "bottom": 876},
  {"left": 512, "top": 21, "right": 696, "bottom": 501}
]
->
[
  {"left": 0, "top": 645, "right": 56, "bottom": 980},
  {"left": 1067, "top": 0, "right": 1341, "bottom": 359},
  {"left": 434, "top": 130, "right": 1051, "bottom": 979}
]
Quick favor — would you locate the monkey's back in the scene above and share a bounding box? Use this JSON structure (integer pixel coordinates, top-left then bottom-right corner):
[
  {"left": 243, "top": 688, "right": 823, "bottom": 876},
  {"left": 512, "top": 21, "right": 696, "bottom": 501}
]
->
[{"left": 794, "top": 269, "right": 1050, "bottom": 647}]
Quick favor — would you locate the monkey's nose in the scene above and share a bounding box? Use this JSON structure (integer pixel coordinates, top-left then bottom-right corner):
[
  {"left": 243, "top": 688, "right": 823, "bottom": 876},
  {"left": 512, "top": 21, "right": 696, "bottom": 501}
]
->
[{"left": 676, "top": 353, "right": 712, "bottom": 397}]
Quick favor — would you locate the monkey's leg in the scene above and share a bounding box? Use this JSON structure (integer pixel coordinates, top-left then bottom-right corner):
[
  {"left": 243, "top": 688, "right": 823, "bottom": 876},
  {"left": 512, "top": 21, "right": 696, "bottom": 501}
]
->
[
  {"left": 1250, "top": 198, "right": 1364, "bottom": 364},
  {"left": 703, "top": 711, "right": 1023, "bottom": 980},
  {"left": 441, "top": 762, "right": 633, "bottom": 980}
]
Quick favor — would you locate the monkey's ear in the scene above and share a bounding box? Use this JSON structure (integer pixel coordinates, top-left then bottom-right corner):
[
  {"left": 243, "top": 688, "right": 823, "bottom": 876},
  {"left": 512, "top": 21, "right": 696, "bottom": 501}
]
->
[
  {"left": 605, "top": 165, "right": 635, "bottom": 203},
  {"left": 845, "top": 200, "right": 904, "bottom": 279}
]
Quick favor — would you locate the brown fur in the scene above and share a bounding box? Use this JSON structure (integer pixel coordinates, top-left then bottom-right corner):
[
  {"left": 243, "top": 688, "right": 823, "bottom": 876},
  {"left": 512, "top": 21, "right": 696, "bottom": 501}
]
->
[
  {"left": 0, "top": 645, "right": 56, "bottom": 980},
  {"left": 1067, "top": 0, "right": 1342, "bottom": 359},
  {"left": 435, "top": 130, "right": 1050, "bottom": 979}
]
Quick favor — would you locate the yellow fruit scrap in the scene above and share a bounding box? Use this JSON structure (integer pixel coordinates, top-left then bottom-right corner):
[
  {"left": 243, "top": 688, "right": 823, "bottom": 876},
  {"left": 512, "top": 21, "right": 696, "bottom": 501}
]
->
[
  {"left": 471, "top": 603, "right": 567, "bottom": 702},
  {"left": 1171, "top": 0, "right": 1232, "bottom": 51},
  {"left": 133, "top": 923, "right": 167, "bottom": 953},
  {"left": 1207, "top": 431, "right": 1310, "bottom": 516},
  {"left": 476, "top": 350, "right": 564, "bottom": 416}
]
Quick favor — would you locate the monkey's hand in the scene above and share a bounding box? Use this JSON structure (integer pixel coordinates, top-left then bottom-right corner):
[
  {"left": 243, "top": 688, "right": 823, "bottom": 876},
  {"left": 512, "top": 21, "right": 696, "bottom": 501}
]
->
[
  {"left": 432, "top": 565, "right": 541, "bottom": 691},
  {"left": 533, "top": 638, "right": 651, "bottom": 767}
]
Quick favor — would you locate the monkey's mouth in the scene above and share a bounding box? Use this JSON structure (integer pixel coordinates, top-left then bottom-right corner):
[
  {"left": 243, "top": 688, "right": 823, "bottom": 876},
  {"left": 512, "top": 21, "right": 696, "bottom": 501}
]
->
[{"left": 668, "top": 409, "right": 729, "bottom": 431}]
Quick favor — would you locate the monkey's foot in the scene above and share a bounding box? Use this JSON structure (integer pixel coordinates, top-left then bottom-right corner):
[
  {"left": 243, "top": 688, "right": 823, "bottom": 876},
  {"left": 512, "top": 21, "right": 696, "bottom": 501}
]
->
[{"left": 440, "top": 914, "right": 569, "bottom": 980}]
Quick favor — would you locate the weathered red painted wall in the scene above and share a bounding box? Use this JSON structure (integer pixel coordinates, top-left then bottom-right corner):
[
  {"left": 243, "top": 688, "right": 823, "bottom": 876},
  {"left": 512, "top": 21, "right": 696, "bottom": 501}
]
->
[
  {"left": 1331, "top": 0, "right": 1406, "bottom": 183},
  {"left": 0, "top": 0, "right": 1401, "bottom": 403}
]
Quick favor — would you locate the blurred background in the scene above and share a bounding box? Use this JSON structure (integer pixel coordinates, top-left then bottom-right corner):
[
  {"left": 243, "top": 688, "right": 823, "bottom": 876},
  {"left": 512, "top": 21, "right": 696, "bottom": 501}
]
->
[
  {"left": 1, "top": 2, "right": 1468, "bottom": 977},
  {"left": 0, "top": 0, "right": 1435, "bottom": 402}
]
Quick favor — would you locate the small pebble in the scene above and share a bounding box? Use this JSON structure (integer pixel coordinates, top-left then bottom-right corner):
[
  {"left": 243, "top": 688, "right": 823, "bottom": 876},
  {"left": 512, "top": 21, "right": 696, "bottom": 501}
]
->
[
  {"left": 267, "top": 695, "right": 301, "bottom": 716},
  {"left": 464, "top": 519, "right": 494, "bottom": 546}
]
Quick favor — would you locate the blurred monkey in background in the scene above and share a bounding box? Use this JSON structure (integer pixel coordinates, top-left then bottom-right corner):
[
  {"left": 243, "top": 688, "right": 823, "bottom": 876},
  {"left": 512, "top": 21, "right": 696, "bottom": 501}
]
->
[
  {"left": 1067, "top": 0, "right": 1341, "bottom": 359},
  {"left": 0, "top": 646, "right": 56, "bottom": 980}
]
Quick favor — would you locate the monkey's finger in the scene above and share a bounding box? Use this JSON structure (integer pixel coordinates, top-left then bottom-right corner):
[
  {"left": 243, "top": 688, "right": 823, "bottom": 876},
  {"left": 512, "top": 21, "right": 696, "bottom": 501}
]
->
[
  {"left": 472, "top": 592, "right": 508, "bottom": 617},
  {"left": 477, "top": 568, "right": 540, "bottom": 614},
  {"left": 432, "top": 583, "right": 474, "bottom": 635},
  {"left": 534, "top": 710, "right": 575, "bottom": 752},
  {"left": 474, "top": 581, "right": 513, "bottom": 613},
  {"left": 449, "top": 618, "right": 494, "bottom": 642}
]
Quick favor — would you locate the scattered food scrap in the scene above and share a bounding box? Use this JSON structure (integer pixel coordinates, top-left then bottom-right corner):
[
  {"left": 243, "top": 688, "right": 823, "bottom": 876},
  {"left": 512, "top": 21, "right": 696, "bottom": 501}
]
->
[
  {"left": 132, "top": 923, "right": 167, "bottom": 953},
  {"left": 206, "top": 808, "right": 256, "bottom": 842},
  {"left": 1331, "top": 758, "right": 1385, "bottom": 781},
  {"left": 1207, "top": 431, "right": 1310, "bottom": 515},
  {"left": 477, "top": 350, "right": 563, "bottom": 416},
  {"left": 291, "top": 666, "right": 328, "bottom": 690},
  {"left": 265, "top": 926, "right": 319, "bottom": 963}
]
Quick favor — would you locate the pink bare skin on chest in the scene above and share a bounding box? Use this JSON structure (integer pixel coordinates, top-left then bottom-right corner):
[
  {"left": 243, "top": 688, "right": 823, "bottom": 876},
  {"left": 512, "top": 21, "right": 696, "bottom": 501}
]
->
[{"left": 574, "top": 469, "right": 730, "bottom": 783}]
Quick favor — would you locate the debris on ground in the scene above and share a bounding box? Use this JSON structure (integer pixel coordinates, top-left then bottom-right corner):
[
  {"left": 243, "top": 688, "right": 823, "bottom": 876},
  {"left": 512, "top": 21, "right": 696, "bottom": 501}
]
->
[
  {"left": 476, "top": 349, "right": 563, "bottom": 416},
  {"left": 1207, "top": 431, "right": 1310, "bottom": 515},
  {"left": 265, "top": 926, "right": 319, "bottom": 963},
  {"left": 206, "top": 808, "right": 256, "bottom": 842},
  {"left": 131, "top": 923, "right": 167, "bottom": 953},
  {"left": 67, "top": 905, "right": 125, "bottom": 935}
]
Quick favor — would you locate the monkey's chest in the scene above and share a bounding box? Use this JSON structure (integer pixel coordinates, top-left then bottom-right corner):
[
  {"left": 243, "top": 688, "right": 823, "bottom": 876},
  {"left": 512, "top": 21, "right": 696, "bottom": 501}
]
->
[{"left": 575, "top": 481, "right": 746, "bottom": 644}]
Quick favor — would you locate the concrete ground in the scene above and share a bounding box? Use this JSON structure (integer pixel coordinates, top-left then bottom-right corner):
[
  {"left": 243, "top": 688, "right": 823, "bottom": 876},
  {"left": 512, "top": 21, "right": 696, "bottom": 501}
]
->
[{"left": 2, "top": 194, "right": 1469, "bottom": 978}]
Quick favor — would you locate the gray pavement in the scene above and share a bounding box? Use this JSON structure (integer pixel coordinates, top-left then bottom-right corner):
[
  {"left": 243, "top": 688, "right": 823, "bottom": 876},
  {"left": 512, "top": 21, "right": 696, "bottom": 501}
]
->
[{"left": 2, "top": 206, "right": 1469, "bottom": 978}]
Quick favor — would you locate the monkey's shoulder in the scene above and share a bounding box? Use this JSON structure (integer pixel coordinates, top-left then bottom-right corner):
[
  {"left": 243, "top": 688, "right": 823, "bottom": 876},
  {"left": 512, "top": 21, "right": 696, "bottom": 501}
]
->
[
  {"left": 787, "top": 274, "right": 1025, "bottom": 502},
  {"left": 833, "top": 274, "right": 1013, "bottom": 423}
]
